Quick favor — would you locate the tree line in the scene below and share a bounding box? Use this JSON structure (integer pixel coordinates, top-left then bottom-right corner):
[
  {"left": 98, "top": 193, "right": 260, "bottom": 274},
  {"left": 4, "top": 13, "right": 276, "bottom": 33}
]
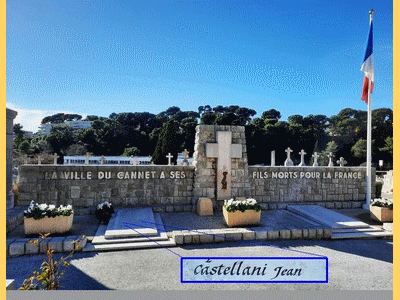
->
[{"left": 13, "top": 106, "right": 393, "bottom": 169}]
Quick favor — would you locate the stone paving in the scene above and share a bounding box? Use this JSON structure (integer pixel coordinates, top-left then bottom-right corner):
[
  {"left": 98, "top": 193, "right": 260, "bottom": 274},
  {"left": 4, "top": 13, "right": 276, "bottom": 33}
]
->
[{"left": 6, "top": 206, "right": 392, "bottom": 257}]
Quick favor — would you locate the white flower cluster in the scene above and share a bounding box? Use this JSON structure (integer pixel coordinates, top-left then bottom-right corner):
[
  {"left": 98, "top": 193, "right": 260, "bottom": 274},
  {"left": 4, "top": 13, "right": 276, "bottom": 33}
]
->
[
  {"left": 224, "top": 198, "right": 257, "bottom": 207},
  {"left": 97, "top": 201, "right": 113, "bottom": 210},
  {"left": 24, "top": 201, "right": 73, "bottom": 218}
]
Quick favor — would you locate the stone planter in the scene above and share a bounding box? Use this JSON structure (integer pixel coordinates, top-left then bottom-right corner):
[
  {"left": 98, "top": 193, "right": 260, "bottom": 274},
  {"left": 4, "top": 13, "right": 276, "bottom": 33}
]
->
[
  {"left": 24, "top": 215, "right": 74, "bottom": 235},
  {"left": 370, "top": 205, "right": 393, "bottom": 222},
  {"left": 223, "top": 207, "right": 261, "bottom": 227}
]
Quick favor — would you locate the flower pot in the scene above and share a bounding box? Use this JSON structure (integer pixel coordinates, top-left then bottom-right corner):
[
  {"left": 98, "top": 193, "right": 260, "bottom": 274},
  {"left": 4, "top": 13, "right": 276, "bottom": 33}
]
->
[
  {"left": 370, "top": 205, "right": 393, "bottom": 222},
  {"left": 223, "top": 207, "right": 261, "bottom": 227},
  {"left": 24, "top": 215, "right": 74, "bottom": 235}
]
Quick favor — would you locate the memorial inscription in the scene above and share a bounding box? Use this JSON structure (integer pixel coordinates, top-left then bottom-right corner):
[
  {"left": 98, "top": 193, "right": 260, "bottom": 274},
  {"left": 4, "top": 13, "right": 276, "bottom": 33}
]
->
[{"left": 44, "top": 170, "right": 189, "bottom": 180}]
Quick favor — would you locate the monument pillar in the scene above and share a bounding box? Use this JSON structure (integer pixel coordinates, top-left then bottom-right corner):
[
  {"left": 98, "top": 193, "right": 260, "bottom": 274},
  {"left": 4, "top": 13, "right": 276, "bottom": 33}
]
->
[
  {"left": 192, "top": 125, "right": 249, "bottom": 210},
  {"left": 6, "top": 108, "right": 18, "bottom": 210}
]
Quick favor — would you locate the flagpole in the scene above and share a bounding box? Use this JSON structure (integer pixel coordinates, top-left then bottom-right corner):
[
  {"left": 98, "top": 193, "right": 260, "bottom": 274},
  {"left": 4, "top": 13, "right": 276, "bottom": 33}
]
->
[{"left": 363, "top": 9, "right": 374, "bottom": 210}]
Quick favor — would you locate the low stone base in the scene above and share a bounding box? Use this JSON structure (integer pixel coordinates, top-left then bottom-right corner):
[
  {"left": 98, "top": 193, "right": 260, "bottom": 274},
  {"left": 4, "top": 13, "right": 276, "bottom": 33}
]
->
[{"left": 197, "top": 198, "right": 213, "bottom": 216}]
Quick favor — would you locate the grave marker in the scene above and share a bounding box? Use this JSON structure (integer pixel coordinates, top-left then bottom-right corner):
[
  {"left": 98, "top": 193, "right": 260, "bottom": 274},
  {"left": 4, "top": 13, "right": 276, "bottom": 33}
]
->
[
  {"left": 298, "top": 149, "right": 307, "bottom": 166},
  {"left": 328, "top": 152, "right": 334, "bottom": 167},
  {"left": 284, "top": 147, "right": 294, "bottom": 166},
  {"left": 271, "top": 150, "right": 275, "bottom": 166},
  {"left": 312, "top": 152, "right": 319, "bottom": 167},
  {"left": 166, "top": 153, "right": 173, "bottom": 166},
  {"left": 337, "top": 157, "right": 347, "bottom": 167},
  {"left": 85, "top": 152, "right": 91, "bottom": 165},
  {"left": 53, "top": 153, "right": 59, "bottom": 165}
]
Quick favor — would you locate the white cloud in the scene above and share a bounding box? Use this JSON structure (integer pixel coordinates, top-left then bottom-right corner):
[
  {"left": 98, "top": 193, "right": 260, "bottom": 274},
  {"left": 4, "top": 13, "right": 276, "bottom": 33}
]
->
[{"left": 6, "top": 103, "right": 87, "bottom": 133}]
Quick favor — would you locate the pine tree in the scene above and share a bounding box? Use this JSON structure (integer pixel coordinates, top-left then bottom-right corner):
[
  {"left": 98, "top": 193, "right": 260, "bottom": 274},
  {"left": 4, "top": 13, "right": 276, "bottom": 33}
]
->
[
  {"left": 319, "top": 141, "right": 338, "bottom": 166},
  {"left": 152, "top": 121, "right": 180, "bottom": 165}
]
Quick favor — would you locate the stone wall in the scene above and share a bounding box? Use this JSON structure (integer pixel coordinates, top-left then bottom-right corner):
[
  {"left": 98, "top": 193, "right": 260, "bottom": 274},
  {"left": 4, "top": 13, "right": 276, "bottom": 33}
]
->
[
  {"left": 18, "top": 165, "right": 195, "bottom": 214},
  {"left": 6, "top": 108, "right": 18, "bottom": 210},
  {"left": 247, "top": 166, "right": 376, "bottom": 210}
]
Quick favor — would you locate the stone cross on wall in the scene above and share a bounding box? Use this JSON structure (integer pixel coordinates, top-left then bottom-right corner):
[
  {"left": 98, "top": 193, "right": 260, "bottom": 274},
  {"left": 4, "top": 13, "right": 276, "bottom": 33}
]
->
[
  {"left": 298, "top": 149, "right": 307, "bottom": 166},
  {"left": 37, "top": 154, "right": 43, "bottom": 165},
  {"left": 312, "top": 152, "right": 319, "bottom": 166},
  {"left": 284, "top": 147, "right": 294, "bottom": 166},
  {"left": 130, "top": 156, "right": 137, "bottom": 165},
  {"left": 100, "top": 156, "right": 106, "bottom": 165},
  {"left": 328, "top": 152, "right": 334, "bottom": 167},
  {"left": 53, "top": 153, "right": 59, "bottom": 165},
  {"left": 166, "top": 153, "right": 173, "bottom": 165},
  {"left": 337, "top": 157, "right": 347, "bottom": 167},
  {"left": 206, "top": 131, "right": 242, "bottom": 200},
  {"left": 85, "top": 152, "right": 91, "bottom": 165},
  {"left": 271, "top": 150, "right": 276, "bottom": 166}
]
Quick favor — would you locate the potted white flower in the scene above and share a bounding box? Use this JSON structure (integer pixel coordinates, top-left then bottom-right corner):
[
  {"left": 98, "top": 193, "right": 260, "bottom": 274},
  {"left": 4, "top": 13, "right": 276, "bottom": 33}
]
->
[
  {"left": 370, "top": 199, "right": 393, "bottom": 222},
  {"left": 24, "top": 201, "right": 74, "bottom": 235},
  {"left": 223, "top": 198, "right": 262, "bottom": 227}
]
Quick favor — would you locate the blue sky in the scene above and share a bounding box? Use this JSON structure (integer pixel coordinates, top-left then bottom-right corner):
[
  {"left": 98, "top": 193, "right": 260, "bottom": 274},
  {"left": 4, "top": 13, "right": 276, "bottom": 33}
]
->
[{"left": 7, "top": 0, "right": 393, "bottom": 132}]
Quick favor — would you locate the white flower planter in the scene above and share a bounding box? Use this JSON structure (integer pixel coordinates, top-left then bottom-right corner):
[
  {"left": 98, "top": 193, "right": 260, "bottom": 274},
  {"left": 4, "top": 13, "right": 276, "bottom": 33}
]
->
[{"left": 24, "top": 215, "right": 74, "bottom": 235}]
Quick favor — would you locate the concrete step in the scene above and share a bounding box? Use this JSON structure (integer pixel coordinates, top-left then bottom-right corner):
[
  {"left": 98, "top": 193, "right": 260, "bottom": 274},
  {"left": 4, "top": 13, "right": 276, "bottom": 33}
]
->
[
  {"left": 82, "top": 238, "right": 176, "bottom": 252},
  {"left": 331, "top": 230, "right": 393, "bottom": 239},
  {"left": 92, "top": 214, "right": 169, "bottom": 245},
  {"left": 104, "top": 207, "right": 158, "bottom": 239},
  {"left": 287, "top": 205, "right": 370, "bottom": 229},
  {"left": 332, "top": 226, "right": 384, "bottom": 234}
]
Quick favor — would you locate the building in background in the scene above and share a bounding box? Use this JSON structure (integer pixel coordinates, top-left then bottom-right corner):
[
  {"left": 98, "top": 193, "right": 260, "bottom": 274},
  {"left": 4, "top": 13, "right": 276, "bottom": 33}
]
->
[
  {"left": 64, "top": 155, "right": 152, "bottom": 165},
  {"left": 38, "top": 120, "right": 93, "bottom": 136}
]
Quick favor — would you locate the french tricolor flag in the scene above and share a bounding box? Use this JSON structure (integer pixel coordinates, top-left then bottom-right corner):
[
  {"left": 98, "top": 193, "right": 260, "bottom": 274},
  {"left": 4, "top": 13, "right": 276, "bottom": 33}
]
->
[{"left": 360, "top": 16, "right": 374, "bottom": 104}]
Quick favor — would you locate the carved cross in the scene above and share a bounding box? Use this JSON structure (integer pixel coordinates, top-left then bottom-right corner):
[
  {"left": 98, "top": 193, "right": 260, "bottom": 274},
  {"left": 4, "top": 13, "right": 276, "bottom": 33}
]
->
[
  {"left": 100, "top": 156, "right": 106, "bottom": 165},
  {"left": 298, "top": 149, "right": 307, "bottom": 166},
  {"left": 312, "top": 152, "right": 319, "bottom": 167},
  {"left": 53, "top": 153, "right": 59, "bottom": 165},
  {"left": 37, "top": 154, "right": 43, "bottom": 165},
  {"left": 328, "top": 152, "right": 334, "bottom": 167},
  {"left": 166, "top": 153, "right": 173, "bottom": 165},
  {"left": 284, "top": 147, "right": 294, "bottom": 166},
  {"left": 130, "top": 156, "right": 137, "bottom": 165},
  {"left": 337, "top": 157, "right": 347, "bottom": 167},
  {"left": 206, "top": 131, "right": 242, "bottom": 200},
  {"left": 85, "top": 152, "right": 91, "bottom": 165}
]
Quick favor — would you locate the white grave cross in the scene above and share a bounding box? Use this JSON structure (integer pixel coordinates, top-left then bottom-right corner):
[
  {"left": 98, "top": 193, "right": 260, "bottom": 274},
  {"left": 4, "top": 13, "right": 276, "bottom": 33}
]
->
[
  {"left": 130, "top": 156, "right": 138, "bottom": 165},
  {"left": 312, "top": 152, "right": 319, "bottom": 166},
  {"left": 337, "top": 157, "right": 347, "bottom": 167},
  {"left": 284, "top": 147, "right": 294, "bottom": 166},
  {"left": 100, "top": 156, "right": 106, "bottom": 165},
  {"left": 85, "top": 152, "right": 91, "bottom": 165},
  {"left": 166, "top": 153, "right": 173, "bottom": 165},
  {"left": 298, "top": 149, "right": 307, "bottom": 166},
  {"left": 328, "top": 152, "right": 334, "bottom": 167},
  {"left": 53, "top": 153, "right": 59, "bottom": 165},
  {"left": 206, "top": 131, "right": 242, "bottom": 200}
]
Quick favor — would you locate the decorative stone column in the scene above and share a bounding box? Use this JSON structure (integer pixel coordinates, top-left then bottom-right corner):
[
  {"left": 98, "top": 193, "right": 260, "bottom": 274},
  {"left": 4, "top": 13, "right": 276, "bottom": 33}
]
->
[
  {"left": 6, "top": 108, "right": 18, "bottom": 210},
  {"left": 192, "top": 125, "right": 249, "bottom": 211}
]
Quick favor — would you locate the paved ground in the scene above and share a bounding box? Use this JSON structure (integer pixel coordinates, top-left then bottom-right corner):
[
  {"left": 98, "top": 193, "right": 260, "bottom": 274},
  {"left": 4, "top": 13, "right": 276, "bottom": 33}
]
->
[
  {"left": 6, "top": 239, "right": 392, "bottom": 290},
  {"left": 5, "top": 208, "right": 387, "bottom": 241},
  {"left": 6, "top": 208, "right": 393, "bottom": 291}
]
